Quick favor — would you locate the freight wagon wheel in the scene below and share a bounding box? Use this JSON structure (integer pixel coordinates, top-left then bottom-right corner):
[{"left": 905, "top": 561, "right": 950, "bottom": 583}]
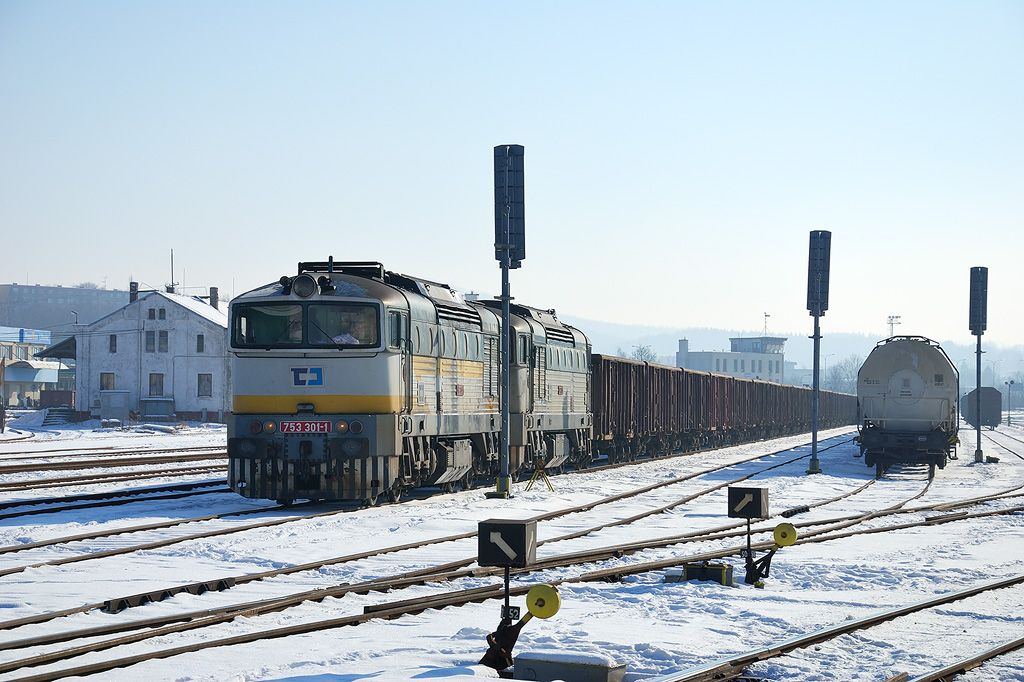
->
[
  {"left": 875, "top": 462, "right": 884, "bottom": 480},
  {"left": 928, "top": 463, "right": 936, "bottom": 480},
  {"left": 363, "top": 492, "right": 380, "bottom": 507},
  {"left": 387, "top": 483, "right": 404, "bottom": 504}
]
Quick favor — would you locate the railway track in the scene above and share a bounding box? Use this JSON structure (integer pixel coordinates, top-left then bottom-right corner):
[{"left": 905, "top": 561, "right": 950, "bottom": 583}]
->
[
  {"left": 0, "top": 464, "right": 228, "bottom": 494},
  {"left": 0, "top": 444, "right": 226, "bottom": 462},
  {"left": 0, "top": 435, "right": 853, "bottom": 581},
  {"left": 0, "top": 451, "right": 226, "bottom": 474},
  {"left": 3, "top": 479, "right": 1019, "bottom": 681},
  {"left": 650, "top": 575, "right": 1024, "bottom": 681},
  {"left": 0, "top": 437, "right": 890, "bottom": 670},
  {"left": 0, "top": 480, "right": 230, "bottom": 521}
]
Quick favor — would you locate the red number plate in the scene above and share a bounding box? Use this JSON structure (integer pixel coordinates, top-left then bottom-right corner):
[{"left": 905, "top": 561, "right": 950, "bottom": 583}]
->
[{"left": 279, "top": 421, "right": 332, "bottom": 434}]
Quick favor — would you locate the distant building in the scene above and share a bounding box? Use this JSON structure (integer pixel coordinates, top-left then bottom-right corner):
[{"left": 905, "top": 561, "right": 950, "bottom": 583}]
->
[
  {"left": 783, "top": 361, "right": 817, "bottom": 388},
  {"left": 0, "top": 284, "right": 130, "bottom": 338},
  {"left": 676, "top": 336, "right": 787, "bottom": 382},
  {"left": 0, "top": 327, "right": 60, "bottom": 406},
  {"left": 39, "top": 287, "right": 229, "bottom": 422}
]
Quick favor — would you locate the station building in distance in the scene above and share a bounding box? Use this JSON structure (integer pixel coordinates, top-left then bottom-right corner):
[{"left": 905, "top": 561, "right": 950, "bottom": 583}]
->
[{"left": 675, "top": 336, "right": 787, "bottom": 383}]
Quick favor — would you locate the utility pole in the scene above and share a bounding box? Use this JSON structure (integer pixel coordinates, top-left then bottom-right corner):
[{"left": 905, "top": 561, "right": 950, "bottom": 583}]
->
[
  {"left": 887, "top": 315, "right": 901, "bottom": 337},
  {"left": 1006, "top": 380, "right": 1014, "bottom": 427},
  {"left": 488, "top": 145, "right": 525, "bottom": 500},
  {"left": 969, "top": 267, "right": 988, "bottom": 463},
  {"left": 806, "top": 230, "right": 832, "bottom": 475},
  {"left": 763, "top": 312, "right": 770, "bottom": 335}
]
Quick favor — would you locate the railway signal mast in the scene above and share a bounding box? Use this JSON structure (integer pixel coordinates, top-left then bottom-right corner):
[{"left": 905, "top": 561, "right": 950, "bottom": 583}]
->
[
  {"left": 806, "top": 230, "right": 832, "bottom": 475},
  {"left": 490, "top": 145, "right": 525, "bottom": 499},
  {"left": 969, "top": 266, "right": 988, "bottom": 463}
]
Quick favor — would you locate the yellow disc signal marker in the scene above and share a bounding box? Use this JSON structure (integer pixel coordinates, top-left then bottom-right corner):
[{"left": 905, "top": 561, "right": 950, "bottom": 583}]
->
[
  {"left": 526, "top": 584, "right": 561, "bottom": 619},
  {"left": 774, "top": 522, "right": 798, "bottom": 547}
]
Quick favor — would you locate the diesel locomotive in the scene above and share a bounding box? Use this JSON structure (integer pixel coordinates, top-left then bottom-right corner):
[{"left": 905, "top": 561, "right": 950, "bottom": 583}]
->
[
  {"left": 227, "top": 260, "right": 591, "bottom": 505},
  {"left": 228, "top": 260, "right": 858, "bottom": 505}
]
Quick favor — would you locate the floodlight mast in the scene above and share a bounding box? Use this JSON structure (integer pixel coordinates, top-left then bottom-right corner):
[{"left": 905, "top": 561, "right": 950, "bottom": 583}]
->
[{"left": 489, "top": 145, "right": 525, "bottom": 499}]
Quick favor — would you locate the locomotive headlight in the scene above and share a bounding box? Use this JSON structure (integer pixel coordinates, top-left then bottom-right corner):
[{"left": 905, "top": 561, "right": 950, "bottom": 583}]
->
[
  {"left": 336, "top": 420, "right": 349, "bottom": 433},
  {"left": 249, "top": 420, "right": 263, "bottom": 434},
  {"left": 264, "top": 420, "right": 277, "bottom": 433},
  {"left": 292, "top": 274, "right": 318, "bottom": 298},
  {"left": 350, "top": 420, "right": 364, "bottom": 434}
]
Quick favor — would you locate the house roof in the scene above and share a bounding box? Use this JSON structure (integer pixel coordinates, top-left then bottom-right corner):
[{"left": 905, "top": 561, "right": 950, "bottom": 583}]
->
[
  {"left": 153, "top": 291, "right": 228, "bottom": 328},
  {"left": 35, "top": 335, "right": 76, "bottom": 360}
]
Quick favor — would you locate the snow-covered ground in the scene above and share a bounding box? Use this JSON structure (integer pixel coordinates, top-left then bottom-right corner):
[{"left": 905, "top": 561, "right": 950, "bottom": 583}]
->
[{"left": 1, "top": 425, "right": 1022, "bottom": 681}]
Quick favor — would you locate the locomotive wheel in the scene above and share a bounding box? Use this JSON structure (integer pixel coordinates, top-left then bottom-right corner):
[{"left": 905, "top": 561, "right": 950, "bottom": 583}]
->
[
  {"left": 275, "top": 499, "right": 293, "bottom": 508},
  {"left": 387, "top": 483, "right": 404, "bottom": 504},
  {"left": 928, "top": 463, "right": 936, "bottom": 480}
]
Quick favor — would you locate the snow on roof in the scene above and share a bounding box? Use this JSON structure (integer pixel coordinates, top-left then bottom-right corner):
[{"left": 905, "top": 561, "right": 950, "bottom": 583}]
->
[
  {"left": 151, "top": 291, "right": 228, "bottom": 328},
  {"left": 6, "top": 360, "right": 61, "bottom": 370}
]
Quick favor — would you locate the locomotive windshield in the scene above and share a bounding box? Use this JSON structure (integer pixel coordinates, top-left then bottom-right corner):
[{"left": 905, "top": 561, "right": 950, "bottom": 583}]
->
[
  {"left": 308, "top": 303, "right": 379, "bottom": 347},
  {"left": 232, "top": 302, "right": 380, "bottom": 349},
  {"left": 233, "top": 304, "right": 303, "bottom": 347}
]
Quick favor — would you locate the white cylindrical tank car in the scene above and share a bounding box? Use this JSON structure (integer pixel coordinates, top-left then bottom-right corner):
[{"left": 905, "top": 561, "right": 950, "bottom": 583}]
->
[{"left": 857, "top": 336, "right": 959, "bottom": 478}]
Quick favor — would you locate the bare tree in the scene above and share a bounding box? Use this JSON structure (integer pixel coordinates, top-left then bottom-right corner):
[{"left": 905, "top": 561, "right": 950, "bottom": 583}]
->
[
  {"left": 826, "top": 354, "right": 862, "bottom": 393},
  {"left": 630, "top": 345, "right": 658, "bottom": 362},
  {"left": 75, "top": 281, "right": 101, "bottom": 289},
  {"left": 616, "top": 347, "right": 628, "bottom": 358}
]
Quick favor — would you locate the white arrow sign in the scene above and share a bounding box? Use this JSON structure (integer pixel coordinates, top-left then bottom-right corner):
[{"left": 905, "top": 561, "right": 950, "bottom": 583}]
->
[
  {"left": 490, "top": 531, "right": 516, "bottom": 560},
  {"left": 733, "top": 493, "right": 754, "bottom": 514}
]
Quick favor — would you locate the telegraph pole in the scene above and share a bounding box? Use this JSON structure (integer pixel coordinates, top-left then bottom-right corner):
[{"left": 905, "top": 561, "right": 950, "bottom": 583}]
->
[
  {"left": 969, "top": 267, "right": 988, "bottom": 463},
  {"left": 488, "top": 145, "right": 525, "bottom": 499},
  {"left": 806, "top": 230, "right": 832, "bottom": 475}
]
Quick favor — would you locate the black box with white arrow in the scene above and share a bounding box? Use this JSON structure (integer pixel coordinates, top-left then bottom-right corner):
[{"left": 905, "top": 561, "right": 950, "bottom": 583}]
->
[
  {"left": 727, "top": 486, "right": 769, "bottom": 520},
  {"left": 478, "top": 519, "right": 537, "bottom": 568}
]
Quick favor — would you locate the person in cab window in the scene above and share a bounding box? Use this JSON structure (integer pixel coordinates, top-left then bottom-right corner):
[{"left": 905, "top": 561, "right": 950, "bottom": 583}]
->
[{"left": 332, "top": 313, "right": 373, "bottom": 345}]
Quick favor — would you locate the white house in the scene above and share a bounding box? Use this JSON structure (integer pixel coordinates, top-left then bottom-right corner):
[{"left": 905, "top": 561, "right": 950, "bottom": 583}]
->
[{"left": 73, "top": 289, "right": 229, "bottom": 422}]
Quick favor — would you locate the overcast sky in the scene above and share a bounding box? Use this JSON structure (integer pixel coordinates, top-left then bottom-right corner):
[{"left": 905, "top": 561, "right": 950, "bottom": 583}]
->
[{"left": 2, "top": 1, "right": 1021, "bottom": 347}]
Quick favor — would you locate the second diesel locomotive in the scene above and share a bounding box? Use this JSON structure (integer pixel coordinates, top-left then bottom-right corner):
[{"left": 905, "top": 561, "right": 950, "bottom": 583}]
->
[
  {"left": 228, "top": 260, "right": 859, "bottom": 505},
  {"left": 857, "top": 336, "right": 960, "bottom": 477}
]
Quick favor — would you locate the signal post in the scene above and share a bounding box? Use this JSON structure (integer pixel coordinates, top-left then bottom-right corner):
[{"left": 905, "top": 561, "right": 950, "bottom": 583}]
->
[
  {"left": 488, "top": 145, "right": 525, "bottom": 499},
  {"left": 969, "top": 267, "right": 988, "bottom": 463},
  {"left": 806, "top": 230, "right": 832, "bottom": 475}
]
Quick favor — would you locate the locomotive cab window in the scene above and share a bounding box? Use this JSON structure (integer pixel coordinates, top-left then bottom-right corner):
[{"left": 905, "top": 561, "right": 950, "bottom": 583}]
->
[
  {"left": 232, "top": 304, "right": 304, "bottom": 347},
  {"left": 308, "top": 303, "right": 379, "bottom": 347}
]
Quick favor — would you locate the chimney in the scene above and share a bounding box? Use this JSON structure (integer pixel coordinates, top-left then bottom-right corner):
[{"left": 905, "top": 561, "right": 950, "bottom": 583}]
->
[
  {"left": 209, "top": 287, "right": 219, "bottom": 310},
  {"left": 165, "top": 285, "right": 175, "bottom": 294},
  {"left": 129, "top": 281, "right": 139, "bottom": 303}
]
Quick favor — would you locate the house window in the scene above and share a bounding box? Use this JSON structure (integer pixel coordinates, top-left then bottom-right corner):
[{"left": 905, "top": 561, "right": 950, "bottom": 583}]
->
[
  {"left": 198, "top": 373, "right": 212, "bottom": 397},
  {"left": 715, "top": 358, "right": 720, "bottom": 371},
  {"left": 109, "top": 334, "right": 117, "bottom": 353},
  {"left": 16, "top": 346, "right": 27, "bottom": 360},
  {"left": 149, "top": 373, "right": 164, "bottom": 397},
  {"left": 145, "top": 331, "right": 155, "bottom": 352},
  {"left": 158, "top": 330, "right": 168, "bottom": 353},
  {"left": 158, "top": 308, "right": 166, "bottom": 320},
  {"left": 196, "top": 334, "right": 205, "bottom": 353},
  {"left": 148, "top": 309, "right": 156, "bottom": 320},
  {"left": 733, "top": 359, "right": 738, "bottom": 372},
  {"left": 100, "top": 373, "right": 115, "bottom": 390}
]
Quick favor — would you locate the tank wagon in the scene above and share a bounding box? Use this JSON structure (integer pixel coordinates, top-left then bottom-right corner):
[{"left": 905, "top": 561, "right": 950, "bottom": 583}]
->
[
  {"left": 857, "top": 336, "right": 959, "bottom": 477},
  {"left": 591, "top": 355, "right": 857, "bottom": 461},
  {"left": 229, "top": 259, "right": 860, "bottom": 505},
  {"left": 961, "top": 387, "right": 1002, "bottom": 430},
  {"left": 227, "top": 261, "right": 591, "bottom": 505}
]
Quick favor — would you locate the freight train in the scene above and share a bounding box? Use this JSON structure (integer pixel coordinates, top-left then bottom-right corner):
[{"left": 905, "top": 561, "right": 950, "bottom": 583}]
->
[
  {"left": 227, "top": 261, "right": 858, "bottom": 504},
  {"left": 856, "top": 336, "right": 960, "bottom": 478}
]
